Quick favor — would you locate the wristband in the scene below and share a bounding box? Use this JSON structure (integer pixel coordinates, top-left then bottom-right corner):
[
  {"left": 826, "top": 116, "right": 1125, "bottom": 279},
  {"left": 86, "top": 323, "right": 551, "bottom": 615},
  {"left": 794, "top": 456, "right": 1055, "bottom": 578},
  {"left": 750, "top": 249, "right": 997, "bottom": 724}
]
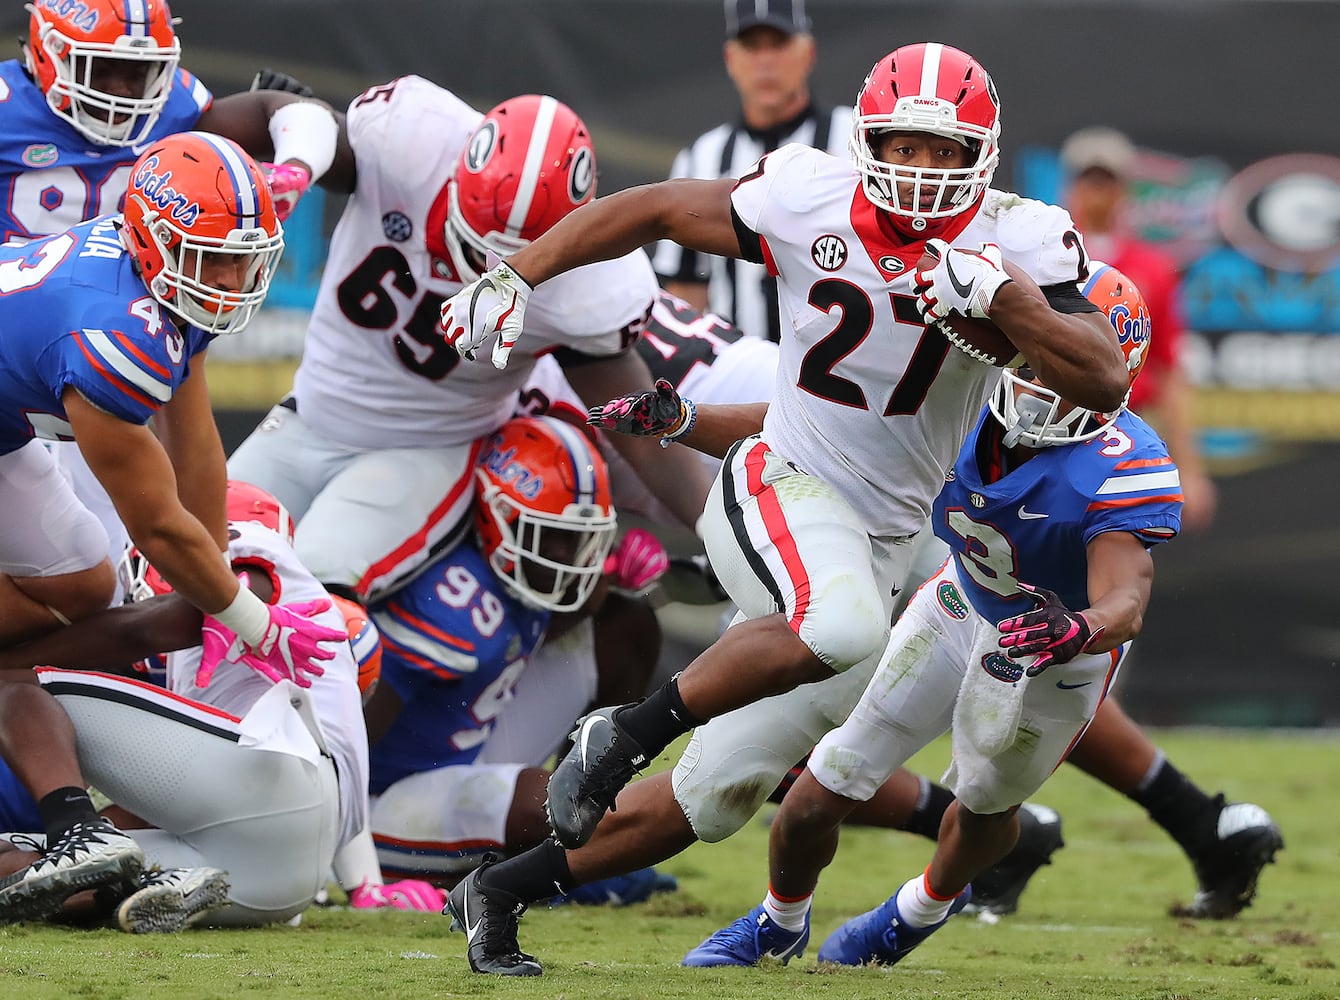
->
[
  {"left": 211, "top": 582, "right": 270, "bottom": 648},
  {"left": 659, "top": 397, "right": 697, "bottom": 448},
  {"left": 268, "top": 101, "right": 338, "bottom": 181}
]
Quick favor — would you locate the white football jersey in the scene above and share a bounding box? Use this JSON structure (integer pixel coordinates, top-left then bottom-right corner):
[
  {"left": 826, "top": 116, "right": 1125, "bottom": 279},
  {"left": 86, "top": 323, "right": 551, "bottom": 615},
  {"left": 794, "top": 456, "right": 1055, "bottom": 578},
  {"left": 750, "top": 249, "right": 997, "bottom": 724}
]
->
[
  {"left": 165, "top": 520, "right": 370, "bottom": 851},
  {"left": 734, "top": 143, "right": 1088, "bottom": 538},
  {"left": 292, "top": 76, "right": 658, "bottom": 450}
]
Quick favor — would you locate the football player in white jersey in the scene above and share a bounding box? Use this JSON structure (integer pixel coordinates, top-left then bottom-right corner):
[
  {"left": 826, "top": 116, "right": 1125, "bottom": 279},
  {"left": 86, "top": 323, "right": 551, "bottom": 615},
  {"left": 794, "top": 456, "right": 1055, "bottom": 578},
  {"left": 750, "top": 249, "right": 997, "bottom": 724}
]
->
[
  {"left": 438, "top": 41, "right": 1129, "bottom": 974},
  {"left": 228, "top": 78, "right": 711, "bottom": 605},
  {"left": 0, "top": 482, "right": 440, "bottom": 928}
]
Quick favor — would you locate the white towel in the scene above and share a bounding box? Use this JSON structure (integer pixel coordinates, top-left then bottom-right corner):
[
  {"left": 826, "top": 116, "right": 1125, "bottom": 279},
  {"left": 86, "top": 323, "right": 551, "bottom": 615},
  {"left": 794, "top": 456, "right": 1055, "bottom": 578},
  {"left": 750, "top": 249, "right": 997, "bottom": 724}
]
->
[{"left": 945, "top": 624, "right": 1030, "bottom": 788}]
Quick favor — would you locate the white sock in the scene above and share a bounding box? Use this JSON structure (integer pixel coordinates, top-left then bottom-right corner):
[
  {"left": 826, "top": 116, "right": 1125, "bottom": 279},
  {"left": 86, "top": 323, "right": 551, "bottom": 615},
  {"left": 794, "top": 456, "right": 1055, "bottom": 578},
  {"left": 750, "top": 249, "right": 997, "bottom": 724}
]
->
[
  {"left": 763, "top": 888, "right": 812, "bottom": 932},
  {"left": 893, "top": 870, "right": 956, "bottom": 928}
]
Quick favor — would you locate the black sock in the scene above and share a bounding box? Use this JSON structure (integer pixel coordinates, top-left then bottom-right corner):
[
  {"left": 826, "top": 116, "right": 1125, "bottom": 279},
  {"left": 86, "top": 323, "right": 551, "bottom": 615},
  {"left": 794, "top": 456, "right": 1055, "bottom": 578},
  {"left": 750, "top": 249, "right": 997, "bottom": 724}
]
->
[
  {"left": 904, "top": 777, "right": 955, "bottom": 841},
  {"left": 613, "top": 673, "right": 702, "bottom": 759},
  {"left": 37, "top": 787, "right": 101, "bottom": 844},
  {"left": 1130, "top": 756, "right": 1219, "bottom": 855},
  {"left": 480, "top": 839, "right": 575, "bottom": 902}
]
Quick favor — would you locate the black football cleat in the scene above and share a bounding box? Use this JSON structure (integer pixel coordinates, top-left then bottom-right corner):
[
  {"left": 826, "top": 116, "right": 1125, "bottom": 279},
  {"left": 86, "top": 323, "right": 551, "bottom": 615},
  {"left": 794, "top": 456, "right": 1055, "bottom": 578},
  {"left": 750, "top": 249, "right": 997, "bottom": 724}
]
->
[
  {"left": 1172, "top": 797, "right": 1283, "bottom": 919},
  {"left": 966, "top": 802, "right": 1065, "bottom": 917},
  {"left": 546, "top": 706, "right": 648, "bottom": 850},
  {"left": 445, "top": 859, "right": 542, "bottom": 976}
]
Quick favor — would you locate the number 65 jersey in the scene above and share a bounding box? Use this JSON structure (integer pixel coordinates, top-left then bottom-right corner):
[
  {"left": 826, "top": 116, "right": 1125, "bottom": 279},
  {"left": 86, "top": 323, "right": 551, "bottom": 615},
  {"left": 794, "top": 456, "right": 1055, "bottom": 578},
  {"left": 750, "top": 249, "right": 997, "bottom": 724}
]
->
[
  {"left": 732, "top": 142, "right": 1093, "bottom": 539},
  {"left": 935, "top": 407, "right": 1183, "bottom": 626},
  {"left": 291, "top": 76, "right": 657, "bottom": 451}
]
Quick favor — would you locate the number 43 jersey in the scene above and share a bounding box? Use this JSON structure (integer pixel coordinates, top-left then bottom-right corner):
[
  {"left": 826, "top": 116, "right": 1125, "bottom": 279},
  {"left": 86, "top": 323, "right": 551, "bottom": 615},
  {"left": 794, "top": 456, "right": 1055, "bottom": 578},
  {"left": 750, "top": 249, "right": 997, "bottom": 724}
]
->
[
  {"left": 934, "top": 407, "right": 1183, "bottom": 627},
  {"left": 292, "top": 75, "right": 658, "bottom": 452},
  {"left": 366, "top": 538, "right": 550, "bottom": 795},
  {"left": 732, "top": 142, "right": 1091, "bottom": 539}
]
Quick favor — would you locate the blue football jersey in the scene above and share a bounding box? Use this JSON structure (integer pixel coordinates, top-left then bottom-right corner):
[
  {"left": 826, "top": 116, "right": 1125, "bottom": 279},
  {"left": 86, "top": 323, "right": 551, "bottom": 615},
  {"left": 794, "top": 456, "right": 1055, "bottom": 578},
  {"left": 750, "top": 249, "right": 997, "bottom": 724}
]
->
[
  {"left": 0, "top": 215, "right": 213, "bottom": 454},
  {"left": 0, "top": 60, "right": 211, "bottom": 241},
  {"left": 368, "top": 538, "right": 550, "bottom": 795},
  {"left": 934, "top": 408, "right": 1183, "bottom": 625}
]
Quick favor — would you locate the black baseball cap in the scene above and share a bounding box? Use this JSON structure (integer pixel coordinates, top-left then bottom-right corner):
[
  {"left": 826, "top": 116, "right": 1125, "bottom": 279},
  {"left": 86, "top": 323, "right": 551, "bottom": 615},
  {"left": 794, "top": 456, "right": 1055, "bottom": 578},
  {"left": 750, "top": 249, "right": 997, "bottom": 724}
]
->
[{"left": 725, "top": 0, "right": 811, "bottom": 39}]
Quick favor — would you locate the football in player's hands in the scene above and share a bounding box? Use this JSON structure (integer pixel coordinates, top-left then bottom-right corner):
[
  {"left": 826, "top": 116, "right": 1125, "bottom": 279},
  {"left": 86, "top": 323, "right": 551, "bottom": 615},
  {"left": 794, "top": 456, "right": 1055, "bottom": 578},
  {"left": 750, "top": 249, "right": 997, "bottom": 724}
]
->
[{"left": 915, "top": 252, "right": 1046, "bottom": 368}]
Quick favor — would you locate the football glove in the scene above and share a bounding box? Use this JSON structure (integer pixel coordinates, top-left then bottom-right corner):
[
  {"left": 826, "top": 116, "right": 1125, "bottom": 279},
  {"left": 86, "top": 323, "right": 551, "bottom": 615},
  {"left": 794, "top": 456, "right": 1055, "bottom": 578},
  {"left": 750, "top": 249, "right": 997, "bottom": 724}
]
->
[
  {"left": 250, "top": 68, "right": 315, "bottom": 98},
  {"left": 196, "top": 576, "right": 345, "bottom": 688},
  {"left": 261, "top": 161, "right": 312, "bottom": 223},
  {"left": 997, "top": 583, "right": 1105, "bottom": 676},
  {"left": 586, "top": 378, "right": 694, "bottom": 443},
  {"left": 913, "top": 239, "right": 1013, "bottom": 324},
  {"left": 603, "top": 528, "right": 669, "bottom": 594},
  {"left": 348, "top": 878, "right": 446, "bottom": 912},
  {"left": 438, "top": 262, "right": 532, "bottom": 368}
]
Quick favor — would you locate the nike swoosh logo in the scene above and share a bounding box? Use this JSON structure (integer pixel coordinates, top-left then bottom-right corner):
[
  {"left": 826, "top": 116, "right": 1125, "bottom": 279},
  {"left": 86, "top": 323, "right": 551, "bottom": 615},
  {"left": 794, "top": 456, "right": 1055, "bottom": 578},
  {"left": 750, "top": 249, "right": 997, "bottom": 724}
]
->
[
  {"left": 944, "top": 255, "right": 976, "bottom": 299},
  {"left": 462, "top": 892, "right": 483, "bottom": 943},
  {"left": 1018, "top": 506, "right": 1049, "bottom": 520},
  {"left": 577, "top": 715, "right": 604, "bottom": 769},
  {"left": 1055, "top": 678, "right": 1091, "bottom": 690}
]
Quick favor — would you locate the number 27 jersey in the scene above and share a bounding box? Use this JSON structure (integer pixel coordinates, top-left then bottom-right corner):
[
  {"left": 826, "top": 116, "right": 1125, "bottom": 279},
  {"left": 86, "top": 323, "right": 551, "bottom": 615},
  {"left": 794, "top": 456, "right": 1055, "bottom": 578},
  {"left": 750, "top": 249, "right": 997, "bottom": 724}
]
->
[{"left": 732, "top": 142, "right": 1090, "bottom": 538}]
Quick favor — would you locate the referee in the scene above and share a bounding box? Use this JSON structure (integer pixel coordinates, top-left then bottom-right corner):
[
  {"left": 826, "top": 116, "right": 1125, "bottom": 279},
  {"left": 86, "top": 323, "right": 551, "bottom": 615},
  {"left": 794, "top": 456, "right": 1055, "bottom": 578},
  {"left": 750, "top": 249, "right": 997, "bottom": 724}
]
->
[{"left": 651, "top": 0, "right": 852, "bottom": 343}]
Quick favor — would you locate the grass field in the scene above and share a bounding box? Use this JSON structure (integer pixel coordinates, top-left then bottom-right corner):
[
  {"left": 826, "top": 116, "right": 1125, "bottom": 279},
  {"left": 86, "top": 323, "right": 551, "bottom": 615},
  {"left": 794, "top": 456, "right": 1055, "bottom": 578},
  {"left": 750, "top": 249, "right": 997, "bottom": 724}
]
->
[{"left": 1, "top": 728, "right": 1336, "bottom": 1000}]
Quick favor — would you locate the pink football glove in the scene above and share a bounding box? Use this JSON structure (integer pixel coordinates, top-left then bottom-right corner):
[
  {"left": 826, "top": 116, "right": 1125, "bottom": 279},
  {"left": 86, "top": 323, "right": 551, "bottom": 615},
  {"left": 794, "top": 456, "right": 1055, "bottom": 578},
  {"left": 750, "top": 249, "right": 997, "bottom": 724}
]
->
[
  {"left": 997, "top": 583, "right": 1105, "bottom": 676},
  {"left": 603, "top": 528, "right": 669, "bottom": 594},
  {"left": 348, "top": 879, "right": 446, "bottom": 912},
  {"left": 261, "top": 161, "right": 312, "bottom": 222},
  {"left": 196, "top": 576, "right": 345, "bottom": 688}
]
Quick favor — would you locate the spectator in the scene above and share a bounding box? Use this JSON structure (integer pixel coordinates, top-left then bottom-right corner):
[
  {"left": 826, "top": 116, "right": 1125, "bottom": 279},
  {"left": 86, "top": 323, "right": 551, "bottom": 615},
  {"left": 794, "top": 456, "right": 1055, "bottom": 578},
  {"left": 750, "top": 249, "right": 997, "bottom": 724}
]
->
[
  {"left": 1061, "top": 126, "right": 1218, "bottom": 531},
  {"left": 652, "top": 0, "right": 851, "bottom": 342}
]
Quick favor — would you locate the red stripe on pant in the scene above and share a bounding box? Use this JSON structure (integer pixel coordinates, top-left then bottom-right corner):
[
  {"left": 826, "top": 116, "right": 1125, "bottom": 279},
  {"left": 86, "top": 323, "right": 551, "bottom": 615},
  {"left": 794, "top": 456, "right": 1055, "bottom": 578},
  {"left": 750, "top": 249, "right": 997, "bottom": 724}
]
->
[
  {"left": 355, "top": 438, "right": 484, "bottom": 597},
  {"left": 742, "top": 441, "right": 811, "bottom": 633}
]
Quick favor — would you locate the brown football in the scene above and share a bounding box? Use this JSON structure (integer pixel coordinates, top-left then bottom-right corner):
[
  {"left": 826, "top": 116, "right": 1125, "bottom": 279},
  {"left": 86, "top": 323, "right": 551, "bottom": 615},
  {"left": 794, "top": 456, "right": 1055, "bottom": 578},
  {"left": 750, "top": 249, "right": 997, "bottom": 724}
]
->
[{"left": 917, "top": 255, "right": 1046, "bottom": 368}]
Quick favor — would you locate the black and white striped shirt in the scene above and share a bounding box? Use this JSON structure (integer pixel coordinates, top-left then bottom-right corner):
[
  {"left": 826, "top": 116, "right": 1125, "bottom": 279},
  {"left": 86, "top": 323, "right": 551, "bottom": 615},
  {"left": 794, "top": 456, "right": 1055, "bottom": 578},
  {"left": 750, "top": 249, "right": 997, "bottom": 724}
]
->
[{"left": 651, "top": 102, "right": 853, "bottom": 343}]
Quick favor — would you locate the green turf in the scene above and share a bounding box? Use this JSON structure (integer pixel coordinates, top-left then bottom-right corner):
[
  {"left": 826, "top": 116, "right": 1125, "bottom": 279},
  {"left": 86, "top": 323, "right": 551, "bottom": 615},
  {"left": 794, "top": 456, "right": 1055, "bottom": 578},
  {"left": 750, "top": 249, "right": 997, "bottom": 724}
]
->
[{"left": 1, "top": 728, "right": 1335, "bottom": 1000}]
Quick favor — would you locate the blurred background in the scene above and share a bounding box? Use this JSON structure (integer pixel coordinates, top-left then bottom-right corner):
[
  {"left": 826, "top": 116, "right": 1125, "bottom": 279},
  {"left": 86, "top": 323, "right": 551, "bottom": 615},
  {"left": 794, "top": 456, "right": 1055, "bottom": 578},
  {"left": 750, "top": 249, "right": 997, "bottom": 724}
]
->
[{"left": 5, "top": 0, "right": 1335, "bottom": 726}]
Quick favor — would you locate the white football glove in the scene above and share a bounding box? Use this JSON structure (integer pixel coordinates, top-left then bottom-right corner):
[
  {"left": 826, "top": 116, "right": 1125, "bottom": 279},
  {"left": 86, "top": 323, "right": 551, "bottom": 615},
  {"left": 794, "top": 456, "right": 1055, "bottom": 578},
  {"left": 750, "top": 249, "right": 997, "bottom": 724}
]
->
[
  {"left": 438, "top": 261, "right": 533, "bottom": 369},
  {"left": 913, "top": 239, "right": 1013, "bottom": 324}
]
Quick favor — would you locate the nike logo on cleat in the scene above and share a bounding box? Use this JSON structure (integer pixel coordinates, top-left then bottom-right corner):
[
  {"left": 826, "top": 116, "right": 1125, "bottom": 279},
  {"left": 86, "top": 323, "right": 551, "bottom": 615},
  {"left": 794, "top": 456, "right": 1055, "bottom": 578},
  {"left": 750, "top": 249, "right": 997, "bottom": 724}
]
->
[{"left": 577, "top": 715, "right": 606, "bottom": 768}]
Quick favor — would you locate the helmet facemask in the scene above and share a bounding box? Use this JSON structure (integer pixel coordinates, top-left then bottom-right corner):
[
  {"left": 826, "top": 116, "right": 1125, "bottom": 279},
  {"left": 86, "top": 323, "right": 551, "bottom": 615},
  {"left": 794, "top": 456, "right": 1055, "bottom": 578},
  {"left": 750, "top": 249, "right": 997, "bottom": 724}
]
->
[
  {"left": 477, "top": 473, "right": 616, "bottom": 613},
  {"left": 29, "top": 8, "right": 180, "bottom": 147}
]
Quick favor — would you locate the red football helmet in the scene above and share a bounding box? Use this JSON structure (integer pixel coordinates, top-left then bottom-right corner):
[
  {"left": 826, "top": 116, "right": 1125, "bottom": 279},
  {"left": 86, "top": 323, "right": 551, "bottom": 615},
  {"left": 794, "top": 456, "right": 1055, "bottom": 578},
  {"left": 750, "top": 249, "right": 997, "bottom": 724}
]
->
[
  {"left": 226, "top": 480, "right": 295, "bottom": 542},
  {"left": 121, "top": 131, "right": 284, "bottom": 335},
  {"left": 850, "top": 42, "right": 1001, "bottom": 235},
  {"left": 331, "top": 595, "right": 383, "bottom": 704},
  {"left": 118, "top": 543, "right": 172, "bottom": 603},
  {"left": 474, "top": 416, "right": 616, "bottom": 612},
  {"left": 25, "top": 0, "right": 181, "bottom": 147},
  {"left": 990, "top": 262, "right": 1151, "bottom": 447},
  {"left": 444, "top": 95, "right": 597, "bottom": 282}
]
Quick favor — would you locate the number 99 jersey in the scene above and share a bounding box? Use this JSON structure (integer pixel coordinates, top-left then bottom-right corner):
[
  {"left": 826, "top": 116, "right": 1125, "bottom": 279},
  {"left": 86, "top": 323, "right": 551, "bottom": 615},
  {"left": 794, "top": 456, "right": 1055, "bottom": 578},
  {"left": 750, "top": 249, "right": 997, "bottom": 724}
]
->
[{"left": 366, "top": 537, "right": 550, "bottom": 795}]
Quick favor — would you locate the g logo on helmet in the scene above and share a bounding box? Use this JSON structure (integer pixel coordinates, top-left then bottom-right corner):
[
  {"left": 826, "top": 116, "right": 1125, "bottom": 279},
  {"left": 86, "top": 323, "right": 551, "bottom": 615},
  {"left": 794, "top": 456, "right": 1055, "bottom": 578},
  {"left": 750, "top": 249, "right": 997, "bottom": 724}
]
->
[
  {"left": 567, "top": 146, "right": 595, "bottom": 205},
  {"left": 464, "top": 121, "right": 498, "bottom": 174}
]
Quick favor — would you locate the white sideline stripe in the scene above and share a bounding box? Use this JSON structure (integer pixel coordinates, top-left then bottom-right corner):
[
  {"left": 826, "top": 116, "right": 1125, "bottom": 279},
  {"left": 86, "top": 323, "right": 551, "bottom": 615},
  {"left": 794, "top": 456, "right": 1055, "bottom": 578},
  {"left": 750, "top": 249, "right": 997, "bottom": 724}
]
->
[
  {"left": 83, "top": 329, "right": 172, "bottom": 402},
  {"left": 506, "top": 96, "right": 557, "bottom": 238},
  {"left": 372, "top": 612, "right": 478, "bottom": 675},
  {"left": 1095, "top": 470, "right": 1182, "bottom": 495}
]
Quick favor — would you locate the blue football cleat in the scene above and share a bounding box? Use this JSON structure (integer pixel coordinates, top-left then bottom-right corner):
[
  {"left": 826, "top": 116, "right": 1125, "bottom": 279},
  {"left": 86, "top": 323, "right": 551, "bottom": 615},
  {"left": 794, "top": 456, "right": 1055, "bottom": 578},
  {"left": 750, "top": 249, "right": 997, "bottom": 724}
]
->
[
  {"left": 817, "top": 886, "right": 971, "bottom": 966},
  {"left": 682, "top": 904, "right": 810, "bottom": 967}
]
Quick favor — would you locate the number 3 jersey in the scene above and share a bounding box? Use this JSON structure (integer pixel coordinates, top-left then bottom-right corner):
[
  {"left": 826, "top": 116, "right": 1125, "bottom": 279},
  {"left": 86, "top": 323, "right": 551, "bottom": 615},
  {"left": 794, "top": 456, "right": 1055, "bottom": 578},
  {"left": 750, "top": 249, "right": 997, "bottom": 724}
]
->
[
  {"left": 934, "top": 407, "right": 1183, "bottom": 626},
  {"left": 0, "top": 216, "right": 211, "bottom": 454},
  {"left": 291, "top": 75, "right": 658, "bottom": 451},
  {"left": 732, "top": 142, "right": 1093, "bottom": 539},
  {"left": 0, "top": 60, "right": 211, "bottom": 241},
  {"left": 366, "top": 537, "right": 550, "bottom": 795}
]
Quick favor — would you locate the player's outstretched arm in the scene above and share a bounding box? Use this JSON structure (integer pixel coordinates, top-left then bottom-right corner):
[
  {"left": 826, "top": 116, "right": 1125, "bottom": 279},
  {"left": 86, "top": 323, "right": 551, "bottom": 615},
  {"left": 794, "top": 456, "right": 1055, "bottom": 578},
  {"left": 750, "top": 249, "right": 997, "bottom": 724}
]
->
[
  {"left": 1075, "top": 530, "right": 1155, "bottom": 652},
  {"left": 154, "top": 359, "right": 227, "bottom": 550}
]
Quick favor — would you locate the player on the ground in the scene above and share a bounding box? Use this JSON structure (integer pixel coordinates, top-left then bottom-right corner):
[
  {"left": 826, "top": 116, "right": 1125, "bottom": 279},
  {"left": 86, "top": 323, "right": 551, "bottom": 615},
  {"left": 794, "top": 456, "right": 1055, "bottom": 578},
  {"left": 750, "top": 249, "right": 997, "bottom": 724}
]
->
[
  {"left": 363, "top": 416, "right": 675, "bottom": 904},
  {"left": 682, "top": 262, "right": 1177, "bottom": 966},
  {"left": 438, "top": 41, "right": 1129, "bottom": 974},
  {"left": 227, "top": 79, "right": 711, "bottom": 606},
  {"left": 0, "top": 482, "right": 433, "bottom": 928}
]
